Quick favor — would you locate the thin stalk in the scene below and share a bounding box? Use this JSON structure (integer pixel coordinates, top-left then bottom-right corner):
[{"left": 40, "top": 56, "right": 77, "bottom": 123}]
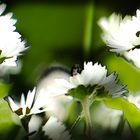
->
[
  {"left": 83, "top": 0, "right": 94, "bottom": 59},
  {"left": 81, "top": 97, "right": 92, "bottom": 138},
  {"left": 70, "top": 89, "right": 97, "bottom": 132}
]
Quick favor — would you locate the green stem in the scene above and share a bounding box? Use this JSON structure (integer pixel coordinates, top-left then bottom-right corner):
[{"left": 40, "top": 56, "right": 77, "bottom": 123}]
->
[
  {"left": 83, "top": 0, "right": 94, "bottom": 59},
  {"left": 81, "top": 97, "right": 92, "bottom": 138},
  {"left": 70, "top": 89, "right": 97, "bottom": 132}
]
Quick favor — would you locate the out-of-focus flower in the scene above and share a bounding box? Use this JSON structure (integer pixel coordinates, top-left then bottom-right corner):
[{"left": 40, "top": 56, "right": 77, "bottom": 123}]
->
[
  {"left": 0, "top": 3, "right": 27, "bottom": 68},
  {"left": 93, "top": 103, "right": 123, "bottom": 130},
  {"left": 98, "top": 11, "right": 140, "bottom": 53},
  {"left": 127, "top": 92, "right": 140, "bottom": 109},
  {"left": 98, "top": 10, "right": 140, "bottom": 69},
  {"left": 48, "top": 62, "right": 127, "bottom": 98},
  {"left": 42, "top": 116, "right": 72, "bottom": 140},
  {"left": 6, "top": 88, "right": 49, "bottom": 118},
  {"left": 37, "top": 67, "right": 72, "bottom": 121}
]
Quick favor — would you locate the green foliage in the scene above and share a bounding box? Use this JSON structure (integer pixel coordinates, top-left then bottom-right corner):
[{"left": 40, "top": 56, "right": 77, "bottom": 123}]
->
[
  {"left": 104, "top": 97, "right": 140, "bottom": 130},
  {"left": 105, "top": 54, "right": 140, "bottom": 92},
  {"left": 68, "top": 85, "right": 95, "bottom": 100},
  {"left": 0, "top": 82, "right": 10, "bottom": 98},
  {"left": 0, "top": 99, "right": 21, "bottom": 140}
]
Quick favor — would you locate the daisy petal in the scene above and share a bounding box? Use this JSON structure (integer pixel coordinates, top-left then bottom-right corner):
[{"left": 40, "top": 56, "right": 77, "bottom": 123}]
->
[
  {"left": 6, "top": 96, "right": 19, "bottom": 111},
  {"left": 26, "top": 88, "right": 36, "bottom": 109}
]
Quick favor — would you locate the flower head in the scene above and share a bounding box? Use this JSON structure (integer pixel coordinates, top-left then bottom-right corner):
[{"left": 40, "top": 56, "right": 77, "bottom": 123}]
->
[
  {"left": 5, "top": 88, "right": 49, "bottom": 118},
  {"left": 0, "top": 3, "right": 27, "bottom": 68},
  {"left": 98, "top": 10, "right": 140, "bottom": 53},
  {"left": 47, "top": 62, "right": 127, "bottom": 99},
  {"left": 98, "top": 10, "right": 140, "bottom": 69}
]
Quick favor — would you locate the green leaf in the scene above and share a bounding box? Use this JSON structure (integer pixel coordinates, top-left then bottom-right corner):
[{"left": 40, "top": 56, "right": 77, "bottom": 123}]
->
[
  {"left": 103, "top": 97, "right": 140, "bottom": 130},
  {"left": 105, "top": 54, "right": 140, "bottom": 92},
  {"left": 0, "top": 82, "right": 11, "bottom": 98},
  {"left": 0, "top": 99, "right": 22, "bottom": 140}
]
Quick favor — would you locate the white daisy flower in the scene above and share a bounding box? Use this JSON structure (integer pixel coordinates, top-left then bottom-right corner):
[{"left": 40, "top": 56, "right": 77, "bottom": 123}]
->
[
  {"left": 42, "top": 116, "right": 72, "bottom": 140},
  {"left": 37, "top": 67, "right": 73, "bottom": 121},
  {"left": 0, "top": 3, "right": 27, "bottom": 67},
  {"left": 6, "top": 88, "right": 50, "bottom": 118},
  {"left": 127, "top": 93, "right": 140, "bottom": 109},
  {"left": 98, "top": 10, "right": 140, "bottom": 69},
  {"left": 47, "top": 62, "right": 127, "bottom": 98},
  {"left": 98, "top": 11, "right": 140, "bottom": 53}
]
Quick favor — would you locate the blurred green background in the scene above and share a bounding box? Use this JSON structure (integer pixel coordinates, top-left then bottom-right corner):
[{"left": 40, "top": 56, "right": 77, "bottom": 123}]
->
[{"left": 1, "top": 0, "right": 140, "bottom": 139}]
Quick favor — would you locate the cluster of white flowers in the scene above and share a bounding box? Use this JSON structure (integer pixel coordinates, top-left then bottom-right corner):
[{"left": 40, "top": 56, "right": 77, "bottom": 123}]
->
[
  {"left": 6, "top": 87, "right": 72, "bottom": 139},
  {"left": 98, "top": 10, "right": 140, "bottom": 68},
  {"left": 3, "top": 2, "right": 140, "bottom": 140},
  {"left": 5, "top": 62, "right": 127, "bottom": 139},
  {"left": 0, "top": 3, "right": 73, "bottom": 139}
]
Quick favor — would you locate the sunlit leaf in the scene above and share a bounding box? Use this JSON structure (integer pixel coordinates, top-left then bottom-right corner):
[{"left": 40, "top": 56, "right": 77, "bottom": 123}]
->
[
  {"left": 103, "top": 97, "right": 140, "bottom": 130},
  {"left": 0, "top": 99, "right": 22, "bottom": 140},
  {"left": 0, "top": 82, "right": 10, "bottom": 98},
  {"left": 105, "top": 54, "right": 140, "bottom": 92}
]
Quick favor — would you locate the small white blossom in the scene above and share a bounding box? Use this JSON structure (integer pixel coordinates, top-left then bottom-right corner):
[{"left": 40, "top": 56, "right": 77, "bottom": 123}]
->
[
  {"left": 0, "top": 3, "right": 27, "bottom": 68},
  {"left": 47, "top": 62, "right": 127, "bottom": 98},
  {"left": 6, "top": 88, "right": 49, "bottom": 118},
  {"left": 42, "top": 116, "right": 72, "bottom": 140},
  {"left": 98, "top": 10, "right": 140, "bottom": 69}
]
